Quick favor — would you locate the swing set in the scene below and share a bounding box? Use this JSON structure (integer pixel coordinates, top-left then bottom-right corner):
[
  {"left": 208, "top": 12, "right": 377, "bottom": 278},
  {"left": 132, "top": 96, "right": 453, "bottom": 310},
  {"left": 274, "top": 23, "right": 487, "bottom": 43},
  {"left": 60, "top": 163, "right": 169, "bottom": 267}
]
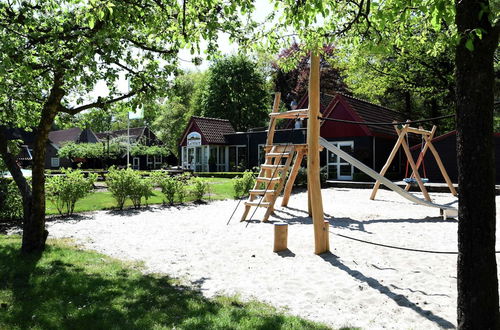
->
[{"left": 370, "top": 123, "right": 458, "bottom": 202}]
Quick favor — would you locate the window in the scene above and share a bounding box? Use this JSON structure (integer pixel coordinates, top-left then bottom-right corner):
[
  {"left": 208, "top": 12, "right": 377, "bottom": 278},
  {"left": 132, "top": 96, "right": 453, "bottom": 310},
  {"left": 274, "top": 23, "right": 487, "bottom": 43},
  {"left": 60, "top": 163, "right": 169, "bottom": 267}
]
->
[
  {"left": 51, "top": 157, "right": 59, "bottom": 168},
  {"left": 229, "top": 145, "right": 247, "bottom": 171},
  {"left": 326, "top": 141, "right": 354, "bottom": 180}
]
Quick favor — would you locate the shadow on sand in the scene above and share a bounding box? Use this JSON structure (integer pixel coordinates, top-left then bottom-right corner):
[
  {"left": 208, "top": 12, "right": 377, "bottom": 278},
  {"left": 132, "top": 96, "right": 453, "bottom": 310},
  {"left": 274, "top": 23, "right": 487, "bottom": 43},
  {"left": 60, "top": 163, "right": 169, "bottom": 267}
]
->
[{"left": 320, "top": 252, "right": 455, "bottom": 329}]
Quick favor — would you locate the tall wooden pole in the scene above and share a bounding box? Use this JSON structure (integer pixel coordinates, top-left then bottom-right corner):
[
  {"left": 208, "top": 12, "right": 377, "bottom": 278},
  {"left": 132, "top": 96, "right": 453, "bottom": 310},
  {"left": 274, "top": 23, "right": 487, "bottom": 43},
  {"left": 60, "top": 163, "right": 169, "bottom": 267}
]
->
[{"left": 307, "top": 53, "right": 329, "bottom": 254}]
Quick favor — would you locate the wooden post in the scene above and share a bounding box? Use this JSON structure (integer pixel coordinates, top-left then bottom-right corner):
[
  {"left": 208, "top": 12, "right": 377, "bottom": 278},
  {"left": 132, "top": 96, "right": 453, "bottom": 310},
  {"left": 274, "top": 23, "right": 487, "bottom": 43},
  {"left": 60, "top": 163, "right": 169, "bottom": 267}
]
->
[
  {"left": 370, "top": 123, "right": 409, "bottom": 200},
  {"left": 273, "top": 222, "right": 288, "bottom": 252},
  {"left": 281, "top": 149, "right": 305, "bottom": 206},
  {"left": 404, "top": 126, "right": 436, "bottom": 191},
  {"left": 399, "top": 128, "right": 432, "bottom": 201},
  {"left": 425, "top": 138, "right": 458, "bottom": 196},
  {"left": 307, "top": 53, "right": 329, "bottom": 254}
]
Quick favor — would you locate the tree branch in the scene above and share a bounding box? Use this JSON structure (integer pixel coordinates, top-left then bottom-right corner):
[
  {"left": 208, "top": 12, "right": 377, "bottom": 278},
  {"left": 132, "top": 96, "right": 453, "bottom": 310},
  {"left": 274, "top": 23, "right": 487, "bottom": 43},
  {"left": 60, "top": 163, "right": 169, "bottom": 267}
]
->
[
  {"left": 124, "top": 37, "right": 176, "bottom": 55},
  {"left": 60, "top": 89, "right": 144, "bottom": 115}
]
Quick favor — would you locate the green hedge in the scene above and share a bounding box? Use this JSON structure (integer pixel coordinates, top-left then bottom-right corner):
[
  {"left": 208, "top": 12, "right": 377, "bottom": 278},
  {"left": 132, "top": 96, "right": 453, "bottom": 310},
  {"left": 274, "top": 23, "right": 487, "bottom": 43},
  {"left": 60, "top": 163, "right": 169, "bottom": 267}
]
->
[{"left": 194, "top": 172, "right": 250, "bottom": 178}]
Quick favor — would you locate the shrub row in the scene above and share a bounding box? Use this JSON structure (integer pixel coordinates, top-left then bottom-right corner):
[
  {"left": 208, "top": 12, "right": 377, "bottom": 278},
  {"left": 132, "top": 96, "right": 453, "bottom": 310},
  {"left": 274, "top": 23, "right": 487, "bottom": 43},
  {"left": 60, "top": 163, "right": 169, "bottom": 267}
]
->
[
  {"left": 106, "top": 167, "right": 154, "bottom": 210},
  {"left": 151, "top": 172, "right": 209, "bottom": 205}
]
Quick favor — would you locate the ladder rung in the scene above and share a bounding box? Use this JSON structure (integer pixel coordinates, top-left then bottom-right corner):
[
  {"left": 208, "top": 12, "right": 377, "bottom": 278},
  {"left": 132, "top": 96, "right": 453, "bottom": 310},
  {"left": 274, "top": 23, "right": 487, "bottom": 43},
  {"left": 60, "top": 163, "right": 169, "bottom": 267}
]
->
[
  {"left": 266, "top": 152, "right": 291, "bottom": 158},
  {"left": 256, "top": 177, "right": 280, "bottom": 182},
  {"left": 269, "top": 109, "right": 309, "bottom": 119},
  {"left": 245, "top": 201, "right": 271, "bottom": 207},
  {"left": 249, "top": 189, "right": 276, "bottom": 195},
  {"left": 261, "top": 164, "right": 286, "bottom": 170}
]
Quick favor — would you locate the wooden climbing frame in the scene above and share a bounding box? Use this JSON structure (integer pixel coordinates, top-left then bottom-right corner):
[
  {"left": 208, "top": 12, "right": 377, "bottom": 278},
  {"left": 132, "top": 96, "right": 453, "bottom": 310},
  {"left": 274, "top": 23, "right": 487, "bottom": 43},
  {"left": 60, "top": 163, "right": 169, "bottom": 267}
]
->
[{"left": 240, "top": 54, "right": 329, "bottom": 255}]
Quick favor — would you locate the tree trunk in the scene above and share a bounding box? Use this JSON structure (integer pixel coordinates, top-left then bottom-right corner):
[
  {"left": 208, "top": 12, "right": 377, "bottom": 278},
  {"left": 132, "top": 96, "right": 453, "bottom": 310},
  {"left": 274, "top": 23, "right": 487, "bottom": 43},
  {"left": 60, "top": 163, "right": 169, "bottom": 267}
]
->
[
  {"left": 455, "top": 1, "right": 499, "bottom": 329},
  {"left": 0, "top": 128, "right": 33, "bottom": 224}
]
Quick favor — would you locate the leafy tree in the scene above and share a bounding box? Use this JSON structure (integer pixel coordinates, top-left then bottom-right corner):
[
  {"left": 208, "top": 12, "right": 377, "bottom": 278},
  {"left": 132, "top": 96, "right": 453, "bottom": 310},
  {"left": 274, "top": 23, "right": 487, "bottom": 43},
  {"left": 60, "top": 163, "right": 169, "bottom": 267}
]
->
[
  {"left": 253, "top": 0, "right": 499, "bottom": 327},
  {"left": 152, "top": 71, "right": 207, "bottom": 156},
  {"left": 338, "top": 16, "right": 455, "bottom": 131},
  {"left": 198, "top": 55, "right": 270, "bottom": 131},
  {"left": 0, "top": 0, "right": 253, "bottom": 253},
  {"left": 273, "top": 43, "right": 350, "bottom": 108}
]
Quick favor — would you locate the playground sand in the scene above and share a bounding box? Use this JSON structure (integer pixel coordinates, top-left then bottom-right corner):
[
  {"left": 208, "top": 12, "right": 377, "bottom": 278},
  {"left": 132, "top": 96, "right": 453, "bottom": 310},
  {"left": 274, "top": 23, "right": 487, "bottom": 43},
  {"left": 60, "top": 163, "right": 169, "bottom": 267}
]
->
[{"left": 47, "top": 188, "right": 500, "bottom": 330}]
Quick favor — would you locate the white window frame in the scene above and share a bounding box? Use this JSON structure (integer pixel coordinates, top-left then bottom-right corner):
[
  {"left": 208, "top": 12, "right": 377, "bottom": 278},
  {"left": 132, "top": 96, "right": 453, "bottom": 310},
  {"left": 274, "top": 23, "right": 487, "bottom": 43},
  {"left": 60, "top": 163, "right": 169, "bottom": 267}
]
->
[
  {"left": 132, "top": 157, "right": 140, "bottom": 170},
  {"left": 51, "top": 157, "right": 60, "bottom": 168},
  {"left": 326, "top": 141, "right": 354, "bottom": 180}
]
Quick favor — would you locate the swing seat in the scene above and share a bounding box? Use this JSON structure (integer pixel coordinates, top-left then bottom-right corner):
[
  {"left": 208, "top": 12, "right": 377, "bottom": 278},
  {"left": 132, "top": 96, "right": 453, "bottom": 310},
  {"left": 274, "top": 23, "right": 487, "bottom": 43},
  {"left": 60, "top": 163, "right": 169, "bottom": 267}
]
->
[{"left": 403, "top": 177, "right": 429, "bottom": 184}]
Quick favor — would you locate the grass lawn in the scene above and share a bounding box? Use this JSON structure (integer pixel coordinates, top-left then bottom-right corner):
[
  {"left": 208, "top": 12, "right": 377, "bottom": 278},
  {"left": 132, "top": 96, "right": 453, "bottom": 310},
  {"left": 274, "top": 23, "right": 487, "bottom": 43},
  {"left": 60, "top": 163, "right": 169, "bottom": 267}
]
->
[
  {"left": 46, "top": 177, "right": 235, "bottom": 215},
  {"left": 0, "top": 236, "right": 335, "bottom": 330}
]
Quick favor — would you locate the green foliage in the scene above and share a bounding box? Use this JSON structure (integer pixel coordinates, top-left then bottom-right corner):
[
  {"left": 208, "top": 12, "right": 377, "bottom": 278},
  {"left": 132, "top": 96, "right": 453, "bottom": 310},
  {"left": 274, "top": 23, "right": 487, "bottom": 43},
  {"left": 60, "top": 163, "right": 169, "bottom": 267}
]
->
[
  {"left": 105, "top": 167, "right": 140, "bottom": 210},
  {"left": 198, "top": 55, "right": 270, "bottom": 131},
  {"left": 0, "top": 179, "right": 24, "bottom": 220},
  {"left": 58, "top": 142, "right": 113, "bottom": 160},
  {"left": 45, "top": 168, "right": 97, "bottom": 216},
  {"left": 175, "top": 178, "right": 188, "bottom": 204},
  {"left": 152, "top": 172, "right": 177, "bottom": 205},
  {"left": 190, "top": 177, "right": 209, "bottom": 201},
  {"left": 232, "top": 170, "right": 255, "bottom": 199},
  {"left": 59, "top": 141, "right": 166, "bottom": 160},
  {"left": 129, "top": 178, "right": 154, "bottom": 209},
  {"left": 130, "top": 145, "right": 168, "bottom": 157}
]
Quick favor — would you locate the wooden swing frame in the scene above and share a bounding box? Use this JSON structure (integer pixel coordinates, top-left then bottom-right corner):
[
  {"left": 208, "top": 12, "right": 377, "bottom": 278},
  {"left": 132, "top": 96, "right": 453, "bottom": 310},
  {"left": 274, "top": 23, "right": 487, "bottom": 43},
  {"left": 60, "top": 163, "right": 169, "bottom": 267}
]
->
[{"left": 370, "top": 123, "right": 458, "bottom": 201}]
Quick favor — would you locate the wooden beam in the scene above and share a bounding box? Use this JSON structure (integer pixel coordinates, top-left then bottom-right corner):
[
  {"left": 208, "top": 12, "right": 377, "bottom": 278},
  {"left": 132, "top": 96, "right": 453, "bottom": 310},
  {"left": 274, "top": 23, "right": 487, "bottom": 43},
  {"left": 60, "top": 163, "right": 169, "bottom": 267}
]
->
[
  {"left": 425, "top": 137, "right": 458, "bottom": 196},
  {"left": 399, "top": 129, "right": 432, "bottom": 201},
  {"left": 281, "top": 150, "right": 305, "bottom": 207},
  {"left": 406, "top": 127, "right": 433, "bottom": 135},
  {"left": 307, "top": 53, "right": 329, "bottom": 254},
  {"left": 266, "top": 93, "right": 281, "bottom": 146},
  {"left": 405, "top": 126, "right": 436, "bottom": 191},
  {"left": 370, "top": 123, "right": 409, "bottom": 200}
]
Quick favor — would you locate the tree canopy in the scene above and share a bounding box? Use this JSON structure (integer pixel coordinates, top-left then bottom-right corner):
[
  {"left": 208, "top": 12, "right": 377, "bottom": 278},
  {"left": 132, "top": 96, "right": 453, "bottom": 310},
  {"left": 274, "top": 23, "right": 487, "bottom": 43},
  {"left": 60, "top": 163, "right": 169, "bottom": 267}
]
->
[{"left": 198, "top": 55, "right": 270, "bottom": 131}]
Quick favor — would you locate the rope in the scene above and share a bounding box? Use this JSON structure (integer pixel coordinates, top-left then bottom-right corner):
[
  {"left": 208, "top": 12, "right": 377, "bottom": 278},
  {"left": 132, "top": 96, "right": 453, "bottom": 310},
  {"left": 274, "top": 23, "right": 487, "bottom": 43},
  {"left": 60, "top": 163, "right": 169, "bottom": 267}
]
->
[
  {"left": 332, "top": 232, "right": 500, "bottom": 255},
  {"left": 318, "top": 114, "right": 454, "bottom": 126}
]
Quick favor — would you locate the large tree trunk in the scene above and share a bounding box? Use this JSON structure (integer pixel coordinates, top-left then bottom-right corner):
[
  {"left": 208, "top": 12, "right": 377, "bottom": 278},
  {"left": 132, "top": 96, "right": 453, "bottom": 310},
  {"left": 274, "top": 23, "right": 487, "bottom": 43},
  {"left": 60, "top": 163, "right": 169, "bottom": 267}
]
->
[
  {"left": 0, "top": 128, "right": 33, "bottom": 224},
  {"left": 455, "top": 0, "right": 499, "bottom": 329}
]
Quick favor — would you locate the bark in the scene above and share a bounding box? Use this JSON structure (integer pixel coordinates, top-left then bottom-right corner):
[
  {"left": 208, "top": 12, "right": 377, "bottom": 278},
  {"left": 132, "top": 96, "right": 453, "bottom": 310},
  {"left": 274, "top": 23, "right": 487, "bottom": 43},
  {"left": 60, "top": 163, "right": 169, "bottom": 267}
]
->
[
  {"left": 455, "top": 0, "right": 500, "bottom": 328},
  {"left": 19, "top": 73, "right": 65, "bottom": 254},
  {"left": 0, "top": 128, "right": 33, "bottom": 222}
]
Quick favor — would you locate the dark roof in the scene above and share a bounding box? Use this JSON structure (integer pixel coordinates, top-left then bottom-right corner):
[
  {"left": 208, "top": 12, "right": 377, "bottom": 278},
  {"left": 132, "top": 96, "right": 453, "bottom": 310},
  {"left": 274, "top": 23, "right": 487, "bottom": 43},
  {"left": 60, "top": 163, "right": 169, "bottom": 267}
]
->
[
  {"left": 191, "top": 116, "right": 235, "bottom": 144},
  {"left": 95, "top": 127, "right": 146, "bottom": 140},
  {"left": 78, "top": 128, "right": 99, "bottom": 143},
  {"left": 48, "top": 127, "right": 82, "bottom": 146},
  {"left": 336, "top": 93, "right": 406, "bottom": 137}
]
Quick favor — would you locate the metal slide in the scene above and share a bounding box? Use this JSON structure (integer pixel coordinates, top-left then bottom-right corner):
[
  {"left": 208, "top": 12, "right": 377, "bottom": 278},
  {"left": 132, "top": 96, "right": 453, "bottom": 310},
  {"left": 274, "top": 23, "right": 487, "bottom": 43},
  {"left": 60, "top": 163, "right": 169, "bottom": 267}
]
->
[{"left": 319, "top": 137, "right": 458, "bottom": 219}]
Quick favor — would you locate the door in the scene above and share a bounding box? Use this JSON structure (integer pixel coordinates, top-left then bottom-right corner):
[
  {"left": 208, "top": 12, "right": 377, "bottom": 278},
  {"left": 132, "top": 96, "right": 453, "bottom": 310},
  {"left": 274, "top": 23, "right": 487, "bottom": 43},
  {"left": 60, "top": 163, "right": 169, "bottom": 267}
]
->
[
  {"left": 132, "top": 157, "right": 140, "bottom": 170},
  {"left": 326, "top": 141, "right": 354, "bottom": 180}
]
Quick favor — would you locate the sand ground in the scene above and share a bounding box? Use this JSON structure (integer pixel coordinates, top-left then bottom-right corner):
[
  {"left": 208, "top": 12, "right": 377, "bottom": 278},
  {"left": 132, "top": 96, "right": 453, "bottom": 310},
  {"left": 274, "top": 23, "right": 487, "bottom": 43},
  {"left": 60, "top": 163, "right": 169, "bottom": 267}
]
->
[{"left": 46, "top": 188, "right": 500, "bottom": 329}]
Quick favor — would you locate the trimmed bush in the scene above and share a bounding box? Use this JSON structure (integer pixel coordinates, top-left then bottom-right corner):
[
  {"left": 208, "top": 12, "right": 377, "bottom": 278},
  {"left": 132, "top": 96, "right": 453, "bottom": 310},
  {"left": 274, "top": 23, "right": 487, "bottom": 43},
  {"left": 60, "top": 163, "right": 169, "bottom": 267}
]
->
[
  {"left": 129, "top": 178, "right": 154, "bottom": 208},
  {"left": 232, "top": 170, "right": 255, "bottom": 199},
  {"left": 190, "top": 177, "right": 209, "bottom": 202},
  {"left": 152, "top": 172, "right": 177, "bottom": 205},
  {"left": 175, "top": 179, "right": 188, "bottom": 204},
  {"left": 45, "top": 168, "right": 97, "bottom": 216},
  {"left": 0, "top": 178, "right": 24, "bottom": 220},
  {"left": 106, "top": 167, "right": 139, "bottom": 210}
]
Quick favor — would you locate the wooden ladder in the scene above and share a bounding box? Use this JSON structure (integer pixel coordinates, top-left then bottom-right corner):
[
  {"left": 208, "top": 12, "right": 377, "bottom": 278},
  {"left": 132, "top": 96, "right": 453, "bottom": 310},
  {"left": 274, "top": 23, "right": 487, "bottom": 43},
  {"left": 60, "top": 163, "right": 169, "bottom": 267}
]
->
[{"left": 240, "top": 144, "right": 296, "bottom": 222}]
